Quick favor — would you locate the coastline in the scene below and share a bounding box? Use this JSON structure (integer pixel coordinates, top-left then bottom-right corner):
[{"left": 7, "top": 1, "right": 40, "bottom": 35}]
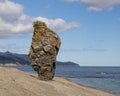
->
[
  {"left": 0, "top": 67, "right": 116, "bottom": 96},
  {"left": 0, "top": 63, "right": 21, "bottom": 66},
  {"left": 67, "top": 78, "right": 116, "bottom": 95}
]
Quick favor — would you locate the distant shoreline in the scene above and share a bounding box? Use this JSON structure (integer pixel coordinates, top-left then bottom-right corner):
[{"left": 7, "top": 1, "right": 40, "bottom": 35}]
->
[
  {"left": 0, "top": 63, "right": 29, "bottom": 66},
  {"left": 0, "top": 63, "right": 18, "bottom": 66}
]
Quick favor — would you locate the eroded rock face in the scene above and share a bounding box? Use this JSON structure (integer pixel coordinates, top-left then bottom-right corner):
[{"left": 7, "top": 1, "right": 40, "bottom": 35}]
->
[{"left": 28, "top": 21, "right": 61, "bottom": 81}]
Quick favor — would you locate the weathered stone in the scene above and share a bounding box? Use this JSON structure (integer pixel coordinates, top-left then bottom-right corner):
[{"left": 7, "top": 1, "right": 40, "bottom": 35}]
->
[{"left": 28, "top": 21, "right": 61, "bottom": 81}]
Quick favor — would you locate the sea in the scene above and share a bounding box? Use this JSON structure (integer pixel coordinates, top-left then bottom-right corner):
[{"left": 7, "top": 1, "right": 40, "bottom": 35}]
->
[{"left": 3, "top": 65, "right": 120, "bottom": 96}]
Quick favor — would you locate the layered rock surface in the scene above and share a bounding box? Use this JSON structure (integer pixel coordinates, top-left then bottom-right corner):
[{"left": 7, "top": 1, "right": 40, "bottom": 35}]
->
[{"left": 28, "top": 21, "right": 61, "bottom": 80}]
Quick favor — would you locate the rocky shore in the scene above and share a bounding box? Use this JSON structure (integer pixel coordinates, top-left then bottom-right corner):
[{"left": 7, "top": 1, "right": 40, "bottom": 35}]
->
[{"left": 0, "top": 67, "right": 116, "bottom": 96}]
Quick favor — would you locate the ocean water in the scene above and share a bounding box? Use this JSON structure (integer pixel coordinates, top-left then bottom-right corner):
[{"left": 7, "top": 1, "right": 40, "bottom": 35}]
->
[{"left": 3, "top": 65, "right": 120, "bottom": 96}]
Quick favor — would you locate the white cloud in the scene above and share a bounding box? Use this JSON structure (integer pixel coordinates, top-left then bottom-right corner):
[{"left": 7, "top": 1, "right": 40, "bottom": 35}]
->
[
  {"left": 88, "top": 7, "right": 102, "bottom": 12},
  {"left": 0, "top": 0, "right": 79, "bottom": 38},
  {"left": 0, "top": 0, "right": 23, "bottom": 15},
  {"left": 0, "top": 0, "right": 32, "bottom": 38},
  {"left": 35, "top": 17, "right": 79, "bottom": 32},
  {"left": 65, "top": 0, "right": 120, "bottom": 11},
  {"left": 81, "top": 0, "right": 120, "bottom": 11},
  {"left": 0, "top": 49, "right": 6, "bottom": 52}
]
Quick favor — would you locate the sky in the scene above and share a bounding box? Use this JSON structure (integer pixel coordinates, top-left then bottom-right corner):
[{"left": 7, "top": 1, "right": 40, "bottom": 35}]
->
[{"left": 0, "top": 0, "right": 120, "bottom": 66}]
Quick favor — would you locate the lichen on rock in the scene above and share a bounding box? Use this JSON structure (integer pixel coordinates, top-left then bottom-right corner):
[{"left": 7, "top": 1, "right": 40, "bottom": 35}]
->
[{"left": 28, "top": 21, "right": 61, "bottom": 81}]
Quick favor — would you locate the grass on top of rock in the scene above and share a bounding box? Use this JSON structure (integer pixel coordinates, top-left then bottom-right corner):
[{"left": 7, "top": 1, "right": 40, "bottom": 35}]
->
[{"left": 33, "top": 21, "right": 47, "bottom": 28}]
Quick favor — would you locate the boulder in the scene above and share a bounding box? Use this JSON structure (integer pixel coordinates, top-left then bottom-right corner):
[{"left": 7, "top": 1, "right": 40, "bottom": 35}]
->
[{"left": 28, "top": 21, "right": 61, "bottom": 81}]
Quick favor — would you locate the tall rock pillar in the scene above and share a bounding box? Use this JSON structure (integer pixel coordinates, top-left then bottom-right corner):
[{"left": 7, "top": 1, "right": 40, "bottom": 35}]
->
[{"left": 28, "top": 21, "right": 61, "bottom": 81}]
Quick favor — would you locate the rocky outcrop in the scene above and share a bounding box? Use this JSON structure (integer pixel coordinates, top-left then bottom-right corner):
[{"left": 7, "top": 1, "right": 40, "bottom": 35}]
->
[{"left": 28, "top": 21, "right": 61, "bottom": 81}]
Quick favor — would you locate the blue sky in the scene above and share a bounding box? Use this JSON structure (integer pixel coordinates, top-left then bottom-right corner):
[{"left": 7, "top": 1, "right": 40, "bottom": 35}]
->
[{"left": 0, "top": 0, "right": 120, "bottom": 66}]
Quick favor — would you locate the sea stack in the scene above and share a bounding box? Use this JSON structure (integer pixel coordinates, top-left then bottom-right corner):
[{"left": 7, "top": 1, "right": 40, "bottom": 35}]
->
[{"left": 28, "top": 21, "right": 61, "bottom": 81}]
